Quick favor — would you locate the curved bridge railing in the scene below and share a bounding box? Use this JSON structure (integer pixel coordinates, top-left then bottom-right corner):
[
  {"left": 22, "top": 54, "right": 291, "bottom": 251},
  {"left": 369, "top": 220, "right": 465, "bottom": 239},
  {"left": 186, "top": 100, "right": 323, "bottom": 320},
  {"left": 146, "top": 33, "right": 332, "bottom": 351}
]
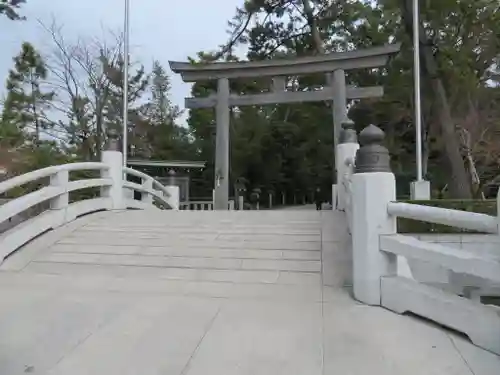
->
[
  {"left": 0, "top": 146, "right": 179, "bottom": 263},
  {"left": 123, "top": 167, "right": 179, "bottom": 210},
  {"left": 335, "top": 122, "right": 500, "bottom": 355},
  {"left": 342, "top": 157, "right": 355, "bottom": 233}
]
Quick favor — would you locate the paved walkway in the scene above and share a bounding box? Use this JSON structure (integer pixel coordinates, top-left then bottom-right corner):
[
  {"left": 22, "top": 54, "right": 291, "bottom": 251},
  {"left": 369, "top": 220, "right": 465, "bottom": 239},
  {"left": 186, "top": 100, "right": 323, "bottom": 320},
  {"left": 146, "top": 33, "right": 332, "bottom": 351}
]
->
[{"left": 0, "top": 210, "right": 499, "bottom": 374}]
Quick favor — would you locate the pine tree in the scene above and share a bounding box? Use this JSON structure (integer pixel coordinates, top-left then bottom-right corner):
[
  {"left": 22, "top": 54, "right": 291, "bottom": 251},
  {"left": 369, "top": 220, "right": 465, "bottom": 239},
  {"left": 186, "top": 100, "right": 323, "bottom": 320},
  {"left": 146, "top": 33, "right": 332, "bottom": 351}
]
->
[
  {"left": 138, "top": 61, "right": 193, "bottom": 160},
  {"left": 2, "top": 42, "right": 55, "bottom": 146},
  {"left": 99, "top": 53, "right": 148, "bottom": 155},
  {"left": 0, "top": 0, "right": 26, "bottom": 20},
  {"left": 149, "top": 61, "right": 181, "bottom": 125}
]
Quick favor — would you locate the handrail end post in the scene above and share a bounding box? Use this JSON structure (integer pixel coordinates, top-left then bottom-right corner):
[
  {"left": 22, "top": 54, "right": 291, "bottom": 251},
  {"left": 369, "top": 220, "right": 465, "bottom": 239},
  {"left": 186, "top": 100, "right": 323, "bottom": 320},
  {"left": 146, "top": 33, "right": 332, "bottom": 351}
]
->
[
  {"left": 101, "top": 150, "right": 125, "bottom": 210},
  {"left": 50, "top": 170, "right": 70, "bottom": 227},
  {"left": 165, "top": 185, "right": 180, "bottom": 210},
  {"left": 336, "top": 118, "right": 359, "bottom": 210},
  {"left": 497, "top": 187, "right": 500, "bottom": 235},
  {"left": 142, "top": 178, "right": 154, "bottom": 205},
  {"left": 351, "top": 124, "right": 397, "bottom": 305}
]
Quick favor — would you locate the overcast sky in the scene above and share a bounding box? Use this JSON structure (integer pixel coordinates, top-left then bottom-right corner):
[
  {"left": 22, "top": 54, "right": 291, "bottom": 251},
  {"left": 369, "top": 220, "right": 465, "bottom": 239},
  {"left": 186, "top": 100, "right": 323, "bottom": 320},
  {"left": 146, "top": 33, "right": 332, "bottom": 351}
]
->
[{"left": 0, "top": 0, "right": 241, "bottom": 122}]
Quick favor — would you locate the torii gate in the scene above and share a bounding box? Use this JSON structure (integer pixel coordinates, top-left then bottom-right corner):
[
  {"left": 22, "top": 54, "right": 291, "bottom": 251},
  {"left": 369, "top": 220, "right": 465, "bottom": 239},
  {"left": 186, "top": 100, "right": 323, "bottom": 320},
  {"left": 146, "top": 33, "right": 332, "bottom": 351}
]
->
[{"left": 169, "top": 43, "right": 400, "bottom": 210}]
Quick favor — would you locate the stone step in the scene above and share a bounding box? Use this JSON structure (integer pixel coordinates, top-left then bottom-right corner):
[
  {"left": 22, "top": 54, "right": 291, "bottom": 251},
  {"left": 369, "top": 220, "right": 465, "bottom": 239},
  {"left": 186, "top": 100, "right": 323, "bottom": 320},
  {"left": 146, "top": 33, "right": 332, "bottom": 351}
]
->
[
  {"left": 79, "top": 226, "right": 320, "bottom": 235},
  {"left": 22, "top": 261, "right": 322, "bottom": 285},
  {"left": 50, "top": 244, "right": 321, "bottom": 261},
  {"left": 0, "top": 272, "right": 325, "bottom": 301},
  {"left": 35, "top": 252, "right": 322, "bottom": 273},
  {"left": 57, "top": 237, "right": 321, "bottom": 251},
  {"left": 95, "top": 211, "right": 321, "bottom": 226},
  {"left": 66, "top": 231, "right": 319, "bottom": 243}
]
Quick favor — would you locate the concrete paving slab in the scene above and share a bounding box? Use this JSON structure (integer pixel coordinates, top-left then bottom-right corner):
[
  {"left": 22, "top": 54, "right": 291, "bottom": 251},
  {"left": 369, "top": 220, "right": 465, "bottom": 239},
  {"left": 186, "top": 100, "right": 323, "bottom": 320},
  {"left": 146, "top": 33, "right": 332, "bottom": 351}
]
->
[
  {"left": 322, "top": 302, "right": 477, "bottom": 375},
  {"left": 182, "top": 299, "right": 323, "bottom": 375},
  {"left": 44, "top": 295, "right": 220, "bottom": 375},
  {"left": 449, "top": 335, "right": 500, "bottom": 375}
]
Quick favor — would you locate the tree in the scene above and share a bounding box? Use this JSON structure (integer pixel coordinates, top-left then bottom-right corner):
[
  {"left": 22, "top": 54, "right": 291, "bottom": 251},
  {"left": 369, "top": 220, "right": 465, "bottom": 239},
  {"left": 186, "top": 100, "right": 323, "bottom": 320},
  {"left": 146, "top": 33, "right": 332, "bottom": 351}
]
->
[
  {"left": 43, "top": 21, "right": 197, "bottom": 164},
  {"left": 137, "top": 61, "right": 194, "bottom": 160},
  {"left": 148, "top": 61, "right": 181, "bottom": 125},
  {"left": 2, "top": 42, "right": 55, "bottom": 146},
  {"left": 186, "top": 1, "right": 361, "bottom": 199},
  {"left": 44, "top": 22, "right": 152, "bottom": 160},
  {"left": 43, "top": 21, "right": 124, "bottom": 159},
  {"left": 0, "top": 0, "right": 25, "bottom": 20},
  {"left": 100, "top": 52, "right": 149, "bottom": 158},
  {"left": 184, "top": 0, "right": 500, "bottom": 200},
  {"left": 394, "top": 0, "right": 471, "bottom": 197}
]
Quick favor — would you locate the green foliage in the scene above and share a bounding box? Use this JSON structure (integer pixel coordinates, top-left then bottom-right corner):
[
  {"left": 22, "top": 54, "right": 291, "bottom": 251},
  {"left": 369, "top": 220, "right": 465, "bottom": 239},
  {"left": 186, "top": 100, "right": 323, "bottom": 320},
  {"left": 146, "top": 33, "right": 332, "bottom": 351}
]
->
[
  {"left": 182, "top": 0, "right": 500, "bottom": 199},
  {"left": 397, "top": 199, "right": 497, "bottom": 233},
  {"left": 0, "top": 0, "right": 25, "bottom": 20},
  {"left": 3, "top": 1, "right": 500, "bottom": 205},
  {"left": 0, "top": 35, "right": 196, "bottom": 203},
  {"left": 2, "top": 42, "right": 55, "bottom": 146},
  {"left": 99, "top": 54, "right": 149, "bottom": 144},
  {"left": 1, "top": 141, "right": 70, "bottom": 199},
  {"left": 134, "top": 61, "right": 195, "bottom": 160}
]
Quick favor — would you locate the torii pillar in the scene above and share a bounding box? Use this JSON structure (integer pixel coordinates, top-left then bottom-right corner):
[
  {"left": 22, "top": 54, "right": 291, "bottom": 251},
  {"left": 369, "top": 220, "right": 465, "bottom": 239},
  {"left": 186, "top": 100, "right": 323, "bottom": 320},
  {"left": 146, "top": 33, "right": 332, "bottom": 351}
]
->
[
  {"left": 214, "top": 78, "right": 230, "bottom": 210},
  {"left": 332, "top": 69, "right": 348, "bottom": 181}
]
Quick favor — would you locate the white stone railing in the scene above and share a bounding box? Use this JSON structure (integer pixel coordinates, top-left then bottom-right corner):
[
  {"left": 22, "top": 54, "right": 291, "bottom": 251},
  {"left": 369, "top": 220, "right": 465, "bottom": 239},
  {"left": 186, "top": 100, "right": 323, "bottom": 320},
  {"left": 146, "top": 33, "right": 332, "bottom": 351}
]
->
[
  {"left": 0, "top": 162, "right": 111, "bottom": 261},
  {"left": 387, "top": 202, "right": 498, "bottom": 234},
  {"left": 180, "top": 201, "right": 213, "bottom": 211},
  {"left": 342, "top": 157, "right": 355, "bottom": 232},
  {"left": 180, "top": 199, "right": 235, "bottom": 211},
  {"left": 123, "top": 167, "right": 179, "bottom": 210},
  {"left": 0, "top": 146, "right": 179, "bottom": 263},
  {"left": 377, "top": 199, "right": 500, "bottom": 354},
  {"left": 335, "top": 119, "right": 359, "bottom": 214},
  {"left": 347, "top": 124, "right": 500, "bottom": 355}
]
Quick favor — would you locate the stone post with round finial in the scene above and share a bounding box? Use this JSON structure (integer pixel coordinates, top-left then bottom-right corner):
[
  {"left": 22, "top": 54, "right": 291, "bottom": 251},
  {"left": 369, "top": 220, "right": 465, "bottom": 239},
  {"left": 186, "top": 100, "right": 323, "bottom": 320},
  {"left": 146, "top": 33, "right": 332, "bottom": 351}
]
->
[
  {"left": 104, "top": 127, "right": 121, "bottom": 152},
  {"left": 163, "top": 169, "right": 180, "bottom": 210},
  {"left": 336, "top": 118, "right": 359, "bottom": 211},
  {"left": 351, "top": 124, "right": 397, "bottom": 306},
  {"left": 354, "top": 124, "right": 391, "bottom": 173},
  {"left": 167, "top": 169, "right": 177, "bottom": 186},
  {"left": 101, "top": 127, "right": 125, "bottom": 210}
]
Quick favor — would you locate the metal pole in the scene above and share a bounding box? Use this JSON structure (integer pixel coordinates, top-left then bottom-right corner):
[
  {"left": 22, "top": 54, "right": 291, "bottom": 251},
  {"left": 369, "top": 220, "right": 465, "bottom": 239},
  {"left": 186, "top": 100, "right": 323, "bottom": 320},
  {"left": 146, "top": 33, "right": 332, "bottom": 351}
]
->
[
  {"left": 122, "top": 0, "right": 130, "bottom": 167},
  {"left": 413, "top": 0, "right": 423, "bottom": 181}
]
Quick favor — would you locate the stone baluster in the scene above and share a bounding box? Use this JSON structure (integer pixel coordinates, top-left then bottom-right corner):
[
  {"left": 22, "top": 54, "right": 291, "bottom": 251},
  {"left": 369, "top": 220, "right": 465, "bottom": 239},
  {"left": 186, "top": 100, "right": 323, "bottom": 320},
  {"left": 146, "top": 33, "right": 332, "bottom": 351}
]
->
[
  {"left": 165, "top": 169, "right": 179, "bottom": 210},
  {"left": 351, "top": 124, "right": 397, "bottom": 305},
  {"left": 336, "top": 119, "right": 359, "bottom": 211},
  {"left": 101, "top": 128, "right": 125, "bottom": 210}
]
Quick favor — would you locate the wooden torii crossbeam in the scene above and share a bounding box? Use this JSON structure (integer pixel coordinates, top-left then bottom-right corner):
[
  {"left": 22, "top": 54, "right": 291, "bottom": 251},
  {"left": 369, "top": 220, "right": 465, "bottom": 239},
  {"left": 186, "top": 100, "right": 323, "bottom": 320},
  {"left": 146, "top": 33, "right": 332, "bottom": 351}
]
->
[{"left": 169, "top": 43, "right": 401, "bottom": 210}]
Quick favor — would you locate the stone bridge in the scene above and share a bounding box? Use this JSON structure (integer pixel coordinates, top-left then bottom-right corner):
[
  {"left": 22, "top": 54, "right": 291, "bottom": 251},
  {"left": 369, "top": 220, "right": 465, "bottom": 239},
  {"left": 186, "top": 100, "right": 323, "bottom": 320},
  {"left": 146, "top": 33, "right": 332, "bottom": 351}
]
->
[{"left": 1, "top": 126, "right": 499, "bottom": 374}]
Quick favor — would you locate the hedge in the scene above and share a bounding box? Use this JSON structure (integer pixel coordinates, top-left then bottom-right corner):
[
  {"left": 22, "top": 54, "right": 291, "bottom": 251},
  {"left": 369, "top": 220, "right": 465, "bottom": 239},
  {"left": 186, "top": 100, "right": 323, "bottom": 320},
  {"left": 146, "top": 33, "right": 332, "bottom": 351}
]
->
[{"left": 397, "top": 199, "right": 497, "bottom": 233}]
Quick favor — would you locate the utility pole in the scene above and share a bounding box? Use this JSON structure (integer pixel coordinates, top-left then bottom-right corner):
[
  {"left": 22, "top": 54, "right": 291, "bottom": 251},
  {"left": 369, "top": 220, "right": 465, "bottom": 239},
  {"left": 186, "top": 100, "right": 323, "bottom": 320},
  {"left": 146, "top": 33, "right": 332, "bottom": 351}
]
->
[
  {"left": 122, "top": 0, "right": 130, "bottom": 167},
  {"left": 410, "top": 0, "right": 431, "bottom": 199}
]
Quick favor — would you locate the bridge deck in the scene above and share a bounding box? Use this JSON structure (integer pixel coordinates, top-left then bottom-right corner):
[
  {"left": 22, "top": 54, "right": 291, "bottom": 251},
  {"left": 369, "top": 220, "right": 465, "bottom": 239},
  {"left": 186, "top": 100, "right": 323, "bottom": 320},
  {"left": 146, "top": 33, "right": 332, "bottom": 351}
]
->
[{"left": 0, "top": 210, "right": 498, "bottom": 374}]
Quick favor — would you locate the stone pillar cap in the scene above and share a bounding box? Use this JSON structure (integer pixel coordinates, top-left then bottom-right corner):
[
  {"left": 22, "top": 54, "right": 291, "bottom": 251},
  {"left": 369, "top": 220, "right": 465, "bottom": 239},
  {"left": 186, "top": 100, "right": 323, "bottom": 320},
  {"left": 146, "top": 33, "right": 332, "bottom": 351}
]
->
[
  {"left": 355, "top": 124, "right": 391, "bottom": 173},
  {"left": 339, "top": 118, "right": 358, "bottom": 144},
  {"left": 105, "top": 128, "right": 120, "bottom": 151},
  {"left": 359, "top": 124, "right": 384, "bottom": 146}
]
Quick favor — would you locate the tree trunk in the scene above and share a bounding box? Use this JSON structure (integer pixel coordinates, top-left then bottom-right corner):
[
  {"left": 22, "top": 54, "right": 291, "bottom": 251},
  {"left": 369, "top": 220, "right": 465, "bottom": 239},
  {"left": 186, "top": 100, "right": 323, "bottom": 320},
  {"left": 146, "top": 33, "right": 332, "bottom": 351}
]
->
[
  {"left": 400, "top": 0, "right": 472, "bottom": 198},
  {"left": 421, "top": 112, "right": 429, "bottom": 178},
  {"left": 301, "top": 0, "right": 325, "bottom": 54}
]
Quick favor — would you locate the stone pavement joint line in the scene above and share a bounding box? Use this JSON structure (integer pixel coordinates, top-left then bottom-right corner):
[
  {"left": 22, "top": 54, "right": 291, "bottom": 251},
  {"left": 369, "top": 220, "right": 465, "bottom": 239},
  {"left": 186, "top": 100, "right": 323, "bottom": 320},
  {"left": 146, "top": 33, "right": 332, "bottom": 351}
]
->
[{"left": 0, "top": 209, "right": 499, "bottom": 374}]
